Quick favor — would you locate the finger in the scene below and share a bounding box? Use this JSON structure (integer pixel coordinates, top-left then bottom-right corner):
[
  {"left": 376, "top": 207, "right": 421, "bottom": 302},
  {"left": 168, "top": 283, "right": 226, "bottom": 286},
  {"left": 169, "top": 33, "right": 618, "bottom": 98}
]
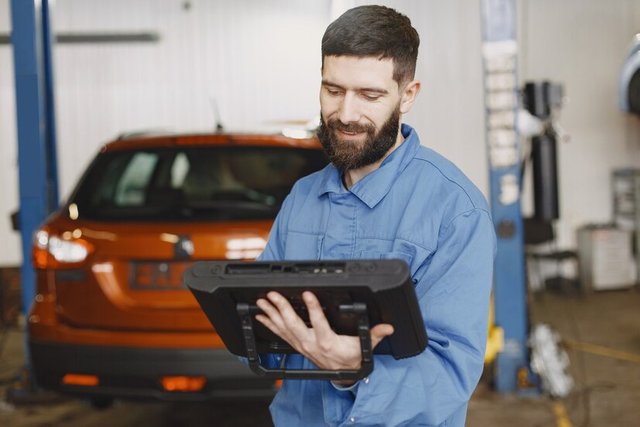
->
[
  {"left": 254, "top": 314, "right": 280, "bottom": 335},
  {"left": 255, "top": 298, "right": 286, "bottom": 331},
  {"left": 256, "top": 297, "right": 280, "bottom": 321},
  {"left": 370, "top": 323, "right": 394, "bottom": 349},
  {"left": 266, "top": 292, "right": 311, "bottom": 336},
  {"left": 302, "top": 291, "right": 333, "bottom": 340}
]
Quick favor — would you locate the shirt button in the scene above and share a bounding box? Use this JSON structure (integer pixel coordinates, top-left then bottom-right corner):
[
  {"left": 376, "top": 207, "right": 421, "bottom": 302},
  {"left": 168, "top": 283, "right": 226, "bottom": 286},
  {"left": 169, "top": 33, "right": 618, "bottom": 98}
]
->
[
  {"left": 363, "top": 377, "right": 369, "bottom": 384},
  {"left": 349, "top": 417, "right": 356, "bottom": 423}
]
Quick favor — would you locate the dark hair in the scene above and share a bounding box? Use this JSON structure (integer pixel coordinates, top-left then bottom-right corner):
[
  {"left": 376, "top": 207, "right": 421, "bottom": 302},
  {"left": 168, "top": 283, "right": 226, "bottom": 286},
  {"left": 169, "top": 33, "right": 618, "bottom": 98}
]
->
[{"left": 321, "top": 5, "right": 420, "bottom": 85}]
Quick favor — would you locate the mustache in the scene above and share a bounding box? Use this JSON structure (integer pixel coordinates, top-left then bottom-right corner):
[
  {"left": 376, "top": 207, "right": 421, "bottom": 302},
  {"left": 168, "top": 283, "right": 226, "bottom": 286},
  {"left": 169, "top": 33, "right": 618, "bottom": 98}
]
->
[{"left": 326, "top": 119, "right": 373, "bottom": 134}]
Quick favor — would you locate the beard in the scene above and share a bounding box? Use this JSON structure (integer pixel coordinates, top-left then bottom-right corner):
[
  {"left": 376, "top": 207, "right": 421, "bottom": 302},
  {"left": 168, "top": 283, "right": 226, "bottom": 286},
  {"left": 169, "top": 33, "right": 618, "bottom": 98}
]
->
[{"left": 317, "top": 106, "right": 401, "bottom": 172}]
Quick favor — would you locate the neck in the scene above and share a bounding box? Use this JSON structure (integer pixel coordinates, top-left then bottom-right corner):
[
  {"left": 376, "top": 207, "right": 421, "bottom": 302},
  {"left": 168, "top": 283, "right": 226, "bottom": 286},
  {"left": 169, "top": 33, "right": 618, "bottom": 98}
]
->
[{"left": 343, "top": 127, "right": 405, "bottom": 189}]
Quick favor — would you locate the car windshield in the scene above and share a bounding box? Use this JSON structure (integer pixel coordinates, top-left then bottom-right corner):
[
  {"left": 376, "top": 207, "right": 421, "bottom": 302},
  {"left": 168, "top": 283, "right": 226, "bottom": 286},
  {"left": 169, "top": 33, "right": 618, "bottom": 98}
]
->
[{"left": 71, "top": 145, "right": 328, "bottom": 221}]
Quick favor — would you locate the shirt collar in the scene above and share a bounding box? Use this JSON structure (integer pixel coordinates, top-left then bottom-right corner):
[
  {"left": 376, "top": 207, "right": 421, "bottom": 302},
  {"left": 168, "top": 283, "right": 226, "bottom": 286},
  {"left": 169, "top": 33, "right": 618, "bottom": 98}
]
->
[{"left": 318, "top": 124, "right": 420, "bottom": 208}]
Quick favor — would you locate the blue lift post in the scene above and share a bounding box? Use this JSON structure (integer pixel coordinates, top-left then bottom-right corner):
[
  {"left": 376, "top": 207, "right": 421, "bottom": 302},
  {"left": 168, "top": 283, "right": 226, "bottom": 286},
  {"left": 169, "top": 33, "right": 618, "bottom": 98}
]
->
[
  {"left": 41, "top": 0, "right": 60, "bottom": 208},
  {"left": 10, "top": 0, "right": 59, "bottom": 387},
  {"left": 480, "top": 0, "right": 533, "bottom": 393}
]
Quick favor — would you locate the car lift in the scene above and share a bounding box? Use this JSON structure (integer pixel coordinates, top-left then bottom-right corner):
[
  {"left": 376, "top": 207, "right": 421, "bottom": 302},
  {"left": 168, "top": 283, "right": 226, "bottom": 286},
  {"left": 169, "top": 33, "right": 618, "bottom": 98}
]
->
[
  {"left": 481, "top": 0, "right": 537, "bottom": 393},
  {"left": 8, "top": 0, "right": 60, "bottom": 401}
]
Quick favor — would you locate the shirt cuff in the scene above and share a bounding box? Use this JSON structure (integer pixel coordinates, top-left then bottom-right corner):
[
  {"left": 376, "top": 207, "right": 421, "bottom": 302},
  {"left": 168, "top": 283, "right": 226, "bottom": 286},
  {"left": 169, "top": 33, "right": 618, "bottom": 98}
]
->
[{"left": 330, "top": 379, "right": 360, "bottom": 395}]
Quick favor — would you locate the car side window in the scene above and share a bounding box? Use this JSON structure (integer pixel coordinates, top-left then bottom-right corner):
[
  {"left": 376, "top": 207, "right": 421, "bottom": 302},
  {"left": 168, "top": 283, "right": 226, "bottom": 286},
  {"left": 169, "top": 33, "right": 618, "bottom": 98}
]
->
[{"left": 114, "top": 152, "right": 158, "bottom": 206}]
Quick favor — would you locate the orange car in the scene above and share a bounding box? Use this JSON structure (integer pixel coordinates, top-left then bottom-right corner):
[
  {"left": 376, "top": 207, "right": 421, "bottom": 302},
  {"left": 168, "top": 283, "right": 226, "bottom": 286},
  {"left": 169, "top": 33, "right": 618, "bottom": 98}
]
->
[{"left": 28, "top": 132, "right": 327, "bottom": 405}]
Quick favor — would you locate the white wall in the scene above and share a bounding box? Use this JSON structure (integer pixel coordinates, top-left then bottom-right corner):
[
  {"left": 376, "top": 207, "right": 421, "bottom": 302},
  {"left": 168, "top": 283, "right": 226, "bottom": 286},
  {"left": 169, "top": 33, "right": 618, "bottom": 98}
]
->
[
  {"left": 0, "top": 0, "right": 18, "bottom": 266},
  {"left": 1, "top": 0, "right": 640, "bottom": 265}
]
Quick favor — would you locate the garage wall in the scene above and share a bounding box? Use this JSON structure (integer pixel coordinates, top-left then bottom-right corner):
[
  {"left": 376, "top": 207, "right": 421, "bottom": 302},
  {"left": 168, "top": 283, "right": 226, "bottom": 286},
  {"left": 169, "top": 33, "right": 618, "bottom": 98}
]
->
[
  {"left": 1, "top": 0, "right": 640, "bottom": 266},
  {"left": 0, "top": 1, "right": 18, "bottom": 266}
]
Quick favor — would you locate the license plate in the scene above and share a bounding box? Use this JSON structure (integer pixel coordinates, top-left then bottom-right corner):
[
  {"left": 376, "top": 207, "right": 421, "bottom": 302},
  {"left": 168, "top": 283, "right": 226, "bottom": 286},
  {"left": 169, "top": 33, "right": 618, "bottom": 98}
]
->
[{"left": 129, "top": 261, "right": 193, "bottom": 290}]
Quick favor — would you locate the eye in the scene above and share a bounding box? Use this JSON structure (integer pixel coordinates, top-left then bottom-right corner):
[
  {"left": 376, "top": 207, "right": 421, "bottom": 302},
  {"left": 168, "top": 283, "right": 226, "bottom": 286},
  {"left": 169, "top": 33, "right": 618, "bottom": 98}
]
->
[
  {"left": 361, "top": 92, "right": 382, "bottom": 101},
  {"left": 325, "top": 87, "right": 342, "bottom": 97}
]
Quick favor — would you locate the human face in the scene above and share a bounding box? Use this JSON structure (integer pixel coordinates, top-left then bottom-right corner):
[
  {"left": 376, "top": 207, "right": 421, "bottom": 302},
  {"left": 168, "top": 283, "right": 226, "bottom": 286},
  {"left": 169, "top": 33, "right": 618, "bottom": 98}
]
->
[{"left": 319, "top": 56, "right": 418, "bottom": 171}]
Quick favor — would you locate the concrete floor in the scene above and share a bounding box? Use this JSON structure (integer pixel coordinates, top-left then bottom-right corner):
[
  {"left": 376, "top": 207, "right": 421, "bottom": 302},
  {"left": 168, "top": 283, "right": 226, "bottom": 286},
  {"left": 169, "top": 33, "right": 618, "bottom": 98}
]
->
[{"left": 1, "top": 288, "right": 639, "bottom": 426}]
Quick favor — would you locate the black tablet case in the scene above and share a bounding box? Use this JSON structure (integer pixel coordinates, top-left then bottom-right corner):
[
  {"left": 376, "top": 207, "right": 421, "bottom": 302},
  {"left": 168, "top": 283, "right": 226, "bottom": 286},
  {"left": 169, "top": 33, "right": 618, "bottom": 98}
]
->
[{"left": 185, "top": 259, "right": 427, "bottom": 360}]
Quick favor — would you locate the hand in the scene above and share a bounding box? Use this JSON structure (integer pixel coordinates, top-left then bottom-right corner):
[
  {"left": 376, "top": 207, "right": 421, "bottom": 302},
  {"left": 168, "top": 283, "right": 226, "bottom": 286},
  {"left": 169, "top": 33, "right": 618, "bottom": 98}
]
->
[{"left": 254, "top": 291, "right": 394, "bottom": 384}]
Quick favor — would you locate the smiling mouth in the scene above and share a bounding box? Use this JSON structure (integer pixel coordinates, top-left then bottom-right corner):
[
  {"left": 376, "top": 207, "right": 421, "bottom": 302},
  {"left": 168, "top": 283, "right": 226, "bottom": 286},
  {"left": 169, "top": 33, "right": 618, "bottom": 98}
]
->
[{"left": 336, "top": 129, "right": 365, "bottom": 138}]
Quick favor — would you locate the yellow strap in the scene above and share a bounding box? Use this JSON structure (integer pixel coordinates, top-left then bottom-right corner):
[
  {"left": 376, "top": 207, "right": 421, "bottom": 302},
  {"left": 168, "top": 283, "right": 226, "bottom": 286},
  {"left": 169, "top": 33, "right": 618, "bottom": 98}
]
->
[
  {"left": 564, "top": 339, "right": 640, "bottom": 364},
  {"left": 551, "top": 401, "right": 573, "bottom": 427}
]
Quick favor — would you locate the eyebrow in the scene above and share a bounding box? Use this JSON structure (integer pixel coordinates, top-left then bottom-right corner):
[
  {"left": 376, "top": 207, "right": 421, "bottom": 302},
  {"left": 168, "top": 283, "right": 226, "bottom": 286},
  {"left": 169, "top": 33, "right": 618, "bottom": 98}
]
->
[{"left": 321, "top": 79, "right": 389, "bottom": 95}]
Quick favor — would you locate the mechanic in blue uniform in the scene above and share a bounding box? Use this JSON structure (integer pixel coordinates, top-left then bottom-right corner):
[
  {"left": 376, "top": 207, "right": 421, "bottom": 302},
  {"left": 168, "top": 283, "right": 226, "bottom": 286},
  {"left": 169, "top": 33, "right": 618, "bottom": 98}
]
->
[{"left": 255, "top": 5, "right": 496, "bottom": 426}]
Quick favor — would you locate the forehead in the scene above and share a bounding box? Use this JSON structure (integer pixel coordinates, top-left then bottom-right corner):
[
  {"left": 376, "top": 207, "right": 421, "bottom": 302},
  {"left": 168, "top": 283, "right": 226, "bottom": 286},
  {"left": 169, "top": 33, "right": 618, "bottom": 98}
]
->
[{"left": 322, "top": 56, "right": 397, "bottom": 90}]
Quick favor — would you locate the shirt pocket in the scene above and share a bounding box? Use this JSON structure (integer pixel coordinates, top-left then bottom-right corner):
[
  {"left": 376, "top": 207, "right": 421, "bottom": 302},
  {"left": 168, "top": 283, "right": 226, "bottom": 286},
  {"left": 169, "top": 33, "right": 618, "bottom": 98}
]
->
[
  {"left": 284, "top": 230, "right": 323, "bottom": 260},
  {"left": 357, "top": 250, "right": 415, "bottom": 275}
]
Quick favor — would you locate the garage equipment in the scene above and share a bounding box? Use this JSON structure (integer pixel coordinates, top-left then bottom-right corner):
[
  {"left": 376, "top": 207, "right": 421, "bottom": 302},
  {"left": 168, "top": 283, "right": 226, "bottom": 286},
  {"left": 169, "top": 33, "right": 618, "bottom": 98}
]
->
[
  {"left": 619, "top": 34, "right": 640, "bottom": 114},
  {"left": 481, "top": 0, "right": 532, "bottom": 393},
  {"left": 523, "top": 81, "right": 564, "bottom": 222},
  {"left": 8, "top": 0, "right": 60, "bottom": 402},
  {"left": 577, "top": 225, "right": 635, "bottom": 291}
]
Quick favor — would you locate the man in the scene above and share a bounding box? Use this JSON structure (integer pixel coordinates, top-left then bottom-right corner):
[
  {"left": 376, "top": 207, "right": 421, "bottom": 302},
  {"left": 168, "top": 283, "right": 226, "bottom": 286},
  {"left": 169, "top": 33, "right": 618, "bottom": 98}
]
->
[{"left": 255, "top": 5, "right": 495, "bottom": 426}]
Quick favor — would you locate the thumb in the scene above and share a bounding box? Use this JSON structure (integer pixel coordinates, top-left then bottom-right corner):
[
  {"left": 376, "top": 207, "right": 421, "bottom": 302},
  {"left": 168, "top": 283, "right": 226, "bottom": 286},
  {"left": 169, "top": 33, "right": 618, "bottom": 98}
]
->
[{"left": 370, "top": 323, "right": 394, "bottom": 349}]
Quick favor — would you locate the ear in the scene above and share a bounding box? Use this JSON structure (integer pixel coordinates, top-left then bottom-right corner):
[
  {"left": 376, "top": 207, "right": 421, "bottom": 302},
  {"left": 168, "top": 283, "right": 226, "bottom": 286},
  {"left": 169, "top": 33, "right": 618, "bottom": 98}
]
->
[{"left": 399, "top": 80, "right": 421, "bottom": 114}]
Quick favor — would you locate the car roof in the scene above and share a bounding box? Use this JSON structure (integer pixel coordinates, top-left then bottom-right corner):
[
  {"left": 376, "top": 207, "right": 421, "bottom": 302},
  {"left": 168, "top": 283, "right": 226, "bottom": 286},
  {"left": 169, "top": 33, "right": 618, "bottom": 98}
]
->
[{"left": 101, "top": 132, "right": 321, "bottom": 153}]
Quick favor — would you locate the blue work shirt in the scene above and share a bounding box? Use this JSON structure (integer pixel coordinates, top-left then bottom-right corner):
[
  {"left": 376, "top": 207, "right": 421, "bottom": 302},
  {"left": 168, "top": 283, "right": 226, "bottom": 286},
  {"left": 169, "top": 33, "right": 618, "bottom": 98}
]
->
[{"left": 258, "top": 124, "right": 496, "bottom": 427}]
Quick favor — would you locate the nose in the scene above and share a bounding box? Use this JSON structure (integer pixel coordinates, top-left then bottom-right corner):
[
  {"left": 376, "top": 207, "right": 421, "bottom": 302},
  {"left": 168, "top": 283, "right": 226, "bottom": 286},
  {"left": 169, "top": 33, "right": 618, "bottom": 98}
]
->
[{"left": 337, "top": 92, "right": 361, "bottom": 124}]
